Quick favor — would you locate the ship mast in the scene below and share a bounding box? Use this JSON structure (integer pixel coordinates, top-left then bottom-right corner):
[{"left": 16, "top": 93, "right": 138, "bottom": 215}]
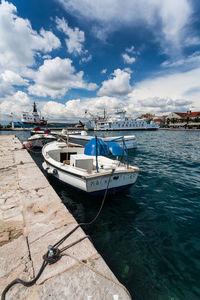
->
[{"left": 33, "top": 102, "right": 37, "bottom": 113}]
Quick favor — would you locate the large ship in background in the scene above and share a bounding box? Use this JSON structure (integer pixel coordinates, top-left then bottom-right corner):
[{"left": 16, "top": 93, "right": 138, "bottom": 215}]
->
[
  {"left": 13, "top": 102, "right": 47, "bottom": 128},
  {"left": 85, "top": 109, "right": 159, "bottom": 131},
  {"left": 21, "top": 102, "right": 47, "bottom": 126}
]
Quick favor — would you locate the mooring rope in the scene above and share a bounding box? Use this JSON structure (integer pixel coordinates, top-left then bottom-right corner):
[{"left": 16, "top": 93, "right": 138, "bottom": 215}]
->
[{"left": 1, "top": 169, "right": 116, "bottom": 300}]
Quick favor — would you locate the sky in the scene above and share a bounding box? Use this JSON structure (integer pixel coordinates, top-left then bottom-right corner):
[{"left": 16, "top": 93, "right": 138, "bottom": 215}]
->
[{"left": 0, "top": 0, "right": 200, "bottom": 123}]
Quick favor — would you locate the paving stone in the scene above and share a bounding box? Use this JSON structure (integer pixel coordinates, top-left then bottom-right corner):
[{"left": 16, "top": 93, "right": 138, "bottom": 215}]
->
[
  {"left": 0, "top": 216, "right": 24, "bottom": 246},
  {"left": 0, "top": 231, "right": 9, "bottom": 245},
  {"left": 17, "top": 164, "right": 49, "bottom": 190},
  {"left": 0, "top": 168, "right": 18, "bottom": 189},
  {"left": 0, "top": 198, "right": 5, "bottom": 205},
  {"left": 0, "top": 157, "right": 15, "bottom": 169},
  {"left": 14, "top": 149, "right": 33, "bottom": 165},
  {"left": 2, "top": 206, "right": 23, "bottom": 220},
  {"left": 21, "top": 187, "right": 76, "bottom": 243},
  {"left": 0, "top": 265, "right": 29, "bottom": 299},
  {"left": 1, "top": 204, "right": 17, "bottom": 210},
  {"left": 0, "top": 236, "right": 29, "bottom": 278},
  {"left": 37, "top": 262, "right": 131, "bottom": 300},
  {"left": 0, "top": 189, "right": 19, "bottom": 201}
]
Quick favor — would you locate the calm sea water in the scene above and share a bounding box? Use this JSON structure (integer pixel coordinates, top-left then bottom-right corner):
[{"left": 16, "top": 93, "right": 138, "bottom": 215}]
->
[{"left": 1, "top": 129, "right": 200, "bottom": 300}]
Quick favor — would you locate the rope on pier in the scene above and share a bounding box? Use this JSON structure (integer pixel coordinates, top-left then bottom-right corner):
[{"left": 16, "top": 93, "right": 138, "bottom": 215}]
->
[{"left": 1, "top": 169, "right": 118, "bottom": 300}]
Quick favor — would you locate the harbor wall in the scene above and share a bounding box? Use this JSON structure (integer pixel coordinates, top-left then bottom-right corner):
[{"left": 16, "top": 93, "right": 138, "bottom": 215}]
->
[{"left": 0, "top": 135, "right": 131, "bottom": 299}]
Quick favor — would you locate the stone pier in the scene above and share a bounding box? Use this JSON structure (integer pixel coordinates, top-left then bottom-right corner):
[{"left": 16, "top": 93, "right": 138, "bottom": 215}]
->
[{"left": 0, "top": 135, "right": 131, "bottom": 300}]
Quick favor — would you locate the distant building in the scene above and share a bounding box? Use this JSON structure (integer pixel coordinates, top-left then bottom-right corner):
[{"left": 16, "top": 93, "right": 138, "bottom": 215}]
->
[
  {"left": 162, "top": 115, "right": 168, "bottom": 124},
  {"left": 140, "top": 113, "right": 155, "bottom": 121},
  {"left": 153, "top": 118, "right": 164, "bottom": 125},
  {"left": 185, "top": 111, "right": 200, "bottom": 119},
  {"left": 139, "top": 111, "right": 200, "bottom": 128},
  {"left": 166, "top": 111, "right": 200, "bottom": 128},
  {"left": 167, "top": 112, "right": 187, "bottom": 120}
]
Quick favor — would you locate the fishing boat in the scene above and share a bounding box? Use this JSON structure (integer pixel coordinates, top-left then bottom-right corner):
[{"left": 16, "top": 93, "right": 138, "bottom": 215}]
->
[
  {"left": 85, "top": 109, "right": 159, "bottom": 131},
  {"left": 67, "top": 131, "right": 137, "bottom": 150},
  {"left": 42, "top": 138, "right": 139, "bottom": 196},
  {"left": 23, "top": 134, "right": 56, "bottom": 149},
  {"left": 59, "top": 129, "right": 137, "bottom": 150}
]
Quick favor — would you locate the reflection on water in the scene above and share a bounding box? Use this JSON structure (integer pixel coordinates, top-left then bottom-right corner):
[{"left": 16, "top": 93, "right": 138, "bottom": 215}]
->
[{"left": 2, "top": 129, "right": 200, "bottom": 300}]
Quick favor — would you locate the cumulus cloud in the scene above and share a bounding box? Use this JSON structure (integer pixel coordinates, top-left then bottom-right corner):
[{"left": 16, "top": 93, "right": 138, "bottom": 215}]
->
[
  {"left": 161, "top": 51, "right": 200, "bottom": 70},
  {"left": 40, "top": 65, "right": 200, "bottom": 121},
  {"left": 128, "top": 67, "right": 200, "bottom": 111},
  {"left": 122, "top": 53, "right": 136, "bottom": 64},
  {"left": 121, "top": 96, "right": 193, "bottom": 117},
  {"left": 0, "top": 70, "right": 29, "bottom": 98},
  {"left": 79, "top": 54, "right": 92, "bottom": 64},
  {"left": 28, "top": 57, "right": 98, "bottom": 98},
  {"left": 125, "top": 46, "right": 135, "bottom": 53},
  {"left": 138, "top": 97, "right": 191, "bottom": 110},
  {"left": 0, "top": 79, "right": 13, "bottom": 98},
  {"left": 56, "top": 17, "right": 85, "bottom": 56},
  {"left": 98, "top": 69, "right": 132, "bottom": 97},
  {"left": 1, "top": 70, "right": 28, "bottom": 86},
  {"left": 40, "top": 95, "right": 193, "bottom": 122},
  {"left": 58, "top": 0, "right": 194, "bottom": 56},
  {"left": 0, "top": 91, "right": 31, "bottom": 121},
  {"left": 184, "top": 36, "right": 200, "bottom": 46},
  {"left": 101, "top": 69, "right": 107, "bottom": 74},
  {"left": 42, "top": 99, "right": 81, "bottom": 120},
  {"left": 41, "top": 96, "right": 125, "bottom": 121},
  {"left": 0, "top": 1, "right": 60, "bottom": 73}
]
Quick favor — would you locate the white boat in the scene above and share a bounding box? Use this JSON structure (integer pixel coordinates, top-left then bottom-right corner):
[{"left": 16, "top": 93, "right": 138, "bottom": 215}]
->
[
  {"left": 23, "top": 134, "right": 56, "bottom": 149},
  {"left": 85, "top": 109, "right": 159, "bottom": 131},
  {"left": 68, "top": 131, "right": 137, "bottom": 150},
  {"left": 42, "top": 140, "right": 139, "bottom": 196}
]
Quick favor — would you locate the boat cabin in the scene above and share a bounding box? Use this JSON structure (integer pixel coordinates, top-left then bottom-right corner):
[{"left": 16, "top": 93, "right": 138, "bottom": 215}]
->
[{"left": 47, "top": 143, "right": 84, "bottom": 165}]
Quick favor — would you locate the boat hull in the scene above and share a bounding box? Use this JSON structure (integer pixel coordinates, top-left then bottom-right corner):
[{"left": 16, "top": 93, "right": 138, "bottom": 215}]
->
[
  {"left": 42, "top": 161, "right": 138, "bottom": 196},
  {"left": 22, "top": 121, "right": 47, "bottom": 126},
  {"left": 28, "top": 138, "right": 56, "bottom": 148},
  {"left": 94, "top": 127, "right": 158, "bottom": 131},
  {"left": 52, "top": 175, "right": 133, "bottom": 196},
  {"left": 13, "top": 122, "right": 48, "bottom": 128},
  {"left": 85, "top": 118, "right": 159, "bottom": 131}
]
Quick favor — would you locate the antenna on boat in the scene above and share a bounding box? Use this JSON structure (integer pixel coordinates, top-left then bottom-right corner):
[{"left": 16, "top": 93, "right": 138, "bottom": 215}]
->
[{"left": 67, "top": 129, "right": 69, "bottom": 146}]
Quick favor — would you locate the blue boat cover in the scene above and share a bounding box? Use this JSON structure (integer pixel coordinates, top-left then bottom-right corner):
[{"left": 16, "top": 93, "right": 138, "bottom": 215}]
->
[
  {"left": 107, "top": 141, "right": 126, "bottom": 156},
  {"left": 84, "top": 137, "right": 110, "bottom": 156}
]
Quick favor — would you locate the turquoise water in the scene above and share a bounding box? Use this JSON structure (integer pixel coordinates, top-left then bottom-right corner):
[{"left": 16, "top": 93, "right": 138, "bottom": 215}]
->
[{"left": 1, "top": 130, "right": 200, "bottom": 299}]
